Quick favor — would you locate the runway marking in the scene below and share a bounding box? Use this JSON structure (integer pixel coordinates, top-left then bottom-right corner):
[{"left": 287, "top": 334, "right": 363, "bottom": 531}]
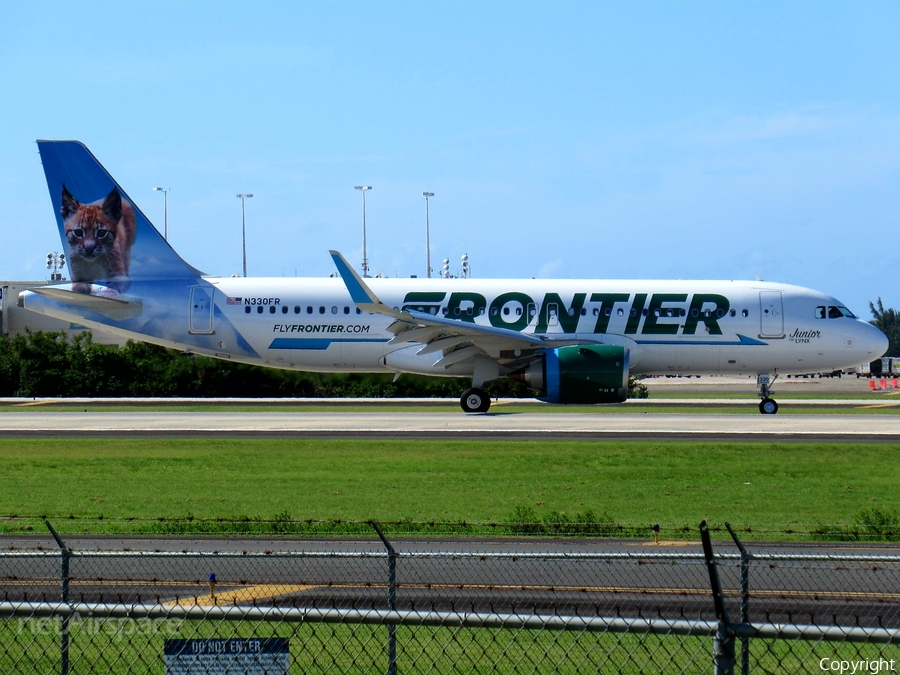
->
[
  {"left": 164, "top": 584, "right": 313, "bottom": 606},
  {"left": 13, "top": 400, "right": 61, "bottom": 407},
  {"left": 636, "top": 541, "right": 699, "bottom": 547}
]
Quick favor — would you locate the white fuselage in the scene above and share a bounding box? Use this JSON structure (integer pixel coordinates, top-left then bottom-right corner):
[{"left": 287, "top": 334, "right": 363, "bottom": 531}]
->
[{"left": 196, "top": 276, "right": 882, "bottom": 377}]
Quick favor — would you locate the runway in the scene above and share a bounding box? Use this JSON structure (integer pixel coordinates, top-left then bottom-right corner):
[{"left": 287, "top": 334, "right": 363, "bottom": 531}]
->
[
  {"left": 4, "top": 536, "right": 899, "bottom": 626},
  {"left": 0, "top": 408, "right": 898, "bottom": 441}
]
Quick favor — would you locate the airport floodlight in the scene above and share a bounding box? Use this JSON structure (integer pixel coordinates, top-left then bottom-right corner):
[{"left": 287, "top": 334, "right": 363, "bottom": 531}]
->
[
  {"left": 354, "top": 186, "right": 373, "bottom": 277},
  {"left": 237, "top": 193, "right": 254, "bottom": 277},
  {"left": 154, "top": 187, "right": 170, "bottom": 240},
  {"left": 423, "top": 192, "right": 434, "bottom": 278},
  {"left": 46, "top": 251, "right": 66, "bottom": 280}
]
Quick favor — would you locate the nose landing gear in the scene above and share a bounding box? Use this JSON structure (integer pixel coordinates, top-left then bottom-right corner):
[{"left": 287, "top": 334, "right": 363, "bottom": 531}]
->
[{"left": 757, "top": 373, "right": 779, "bottom": 414}]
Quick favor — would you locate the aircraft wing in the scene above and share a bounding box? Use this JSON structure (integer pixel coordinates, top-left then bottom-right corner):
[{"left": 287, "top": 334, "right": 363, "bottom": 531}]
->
[{"left": 329, "top": 251, "right": 590, "bottom": 370}]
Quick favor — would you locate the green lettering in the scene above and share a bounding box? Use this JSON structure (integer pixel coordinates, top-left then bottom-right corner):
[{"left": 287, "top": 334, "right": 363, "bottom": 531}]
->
[
  {"left": 402, "top": 292, "right": 446, "bottom": 313},
  {"left": 536, "top": 293, "right": 586, "bottom": 333},
  {"left": 445, "top": 292, "right": 487, "bottom": 324},
  {"left": 683, "top": 294, "right": 730, "bottom": 335},
  {"left": 624, "top": 294, "right": 647, "bottom": 334},
  {"left": 590, "top": 293, "right": 630, "bottom": 333},
  {"left": 641, "top": 294, "right": 687, "bottom": 335},
  {"left": 488, "top": 292, "right": 534, "bottom": 331}
]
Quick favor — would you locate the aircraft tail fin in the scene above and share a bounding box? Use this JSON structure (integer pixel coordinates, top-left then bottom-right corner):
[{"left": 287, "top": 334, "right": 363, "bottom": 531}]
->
[{"left": 37, "top": 140, "right": 202, "bottom": 295}]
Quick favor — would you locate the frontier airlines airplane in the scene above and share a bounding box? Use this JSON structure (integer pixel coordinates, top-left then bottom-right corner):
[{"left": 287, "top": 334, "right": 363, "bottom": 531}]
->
[{"left": 20, "top": 141, "right": 888, "bottom": 414}]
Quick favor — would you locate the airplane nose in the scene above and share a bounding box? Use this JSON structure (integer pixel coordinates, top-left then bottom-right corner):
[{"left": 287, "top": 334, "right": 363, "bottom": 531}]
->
[{"left": 861, "top": 322, "right": 889, "bottom": 358}]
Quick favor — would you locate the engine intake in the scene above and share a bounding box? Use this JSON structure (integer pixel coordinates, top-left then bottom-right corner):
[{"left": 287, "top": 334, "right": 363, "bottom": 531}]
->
[{"left": 511, "top": 344, "right": 629, "bottom": 404}]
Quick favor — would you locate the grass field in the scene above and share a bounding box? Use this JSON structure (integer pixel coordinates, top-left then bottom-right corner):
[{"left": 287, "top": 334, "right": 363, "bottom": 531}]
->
[{"left": 1, "top": 437, "right": 899, "bottom": 539}]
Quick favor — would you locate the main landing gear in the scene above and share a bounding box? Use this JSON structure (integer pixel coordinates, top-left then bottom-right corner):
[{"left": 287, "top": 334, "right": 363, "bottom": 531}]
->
[
  {"left": 460, "top": 388, "right": 491, "bottom": 413},
  {"left": 757, "top": 373, "right": 779, "bottom": 415}
]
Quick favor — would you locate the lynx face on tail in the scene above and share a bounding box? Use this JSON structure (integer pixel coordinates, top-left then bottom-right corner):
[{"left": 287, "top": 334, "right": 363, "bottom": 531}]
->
[{"left": 60, "top": 185, "right": 136, "bottom": 296}]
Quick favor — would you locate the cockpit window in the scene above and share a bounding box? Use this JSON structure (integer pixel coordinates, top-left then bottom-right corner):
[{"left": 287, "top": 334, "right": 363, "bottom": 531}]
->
[{"left": 818, "top": 305, "right": 857, "bottom": 319}]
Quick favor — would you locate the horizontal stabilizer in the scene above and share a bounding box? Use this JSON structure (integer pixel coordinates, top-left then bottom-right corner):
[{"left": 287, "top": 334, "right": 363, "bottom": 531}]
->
[{"left": 25, "top": 286, "right": 143, "bottom": 321}]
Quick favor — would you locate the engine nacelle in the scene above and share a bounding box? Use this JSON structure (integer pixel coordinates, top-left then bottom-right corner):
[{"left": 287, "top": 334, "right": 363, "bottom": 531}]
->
[{"left": 511, "top": 345, "right": 629, "bottom": 404}]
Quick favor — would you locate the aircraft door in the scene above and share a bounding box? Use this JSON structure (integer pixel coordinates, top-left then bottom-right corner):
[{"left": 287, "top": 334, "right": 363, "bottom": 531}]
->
[
  {"left": 189, "top": 285, "right": 215, "bottom": 335},
  {"left": 759, "top": 291, "right": 784, "bottom": 338}
]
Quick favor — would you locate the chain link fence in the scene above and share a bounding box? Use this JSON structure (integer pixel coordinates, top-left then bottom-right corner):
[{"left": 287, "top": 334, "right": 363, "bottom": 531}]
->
[{"left": 1, "top": 521, "right": 899, "bottom": 673}]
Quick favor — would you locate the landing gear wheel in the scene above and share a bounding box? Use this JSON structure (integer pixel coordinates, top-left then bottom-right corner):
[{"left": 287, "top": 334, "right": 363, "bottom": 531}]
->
[
  {"left": 461, "top": 388, "right": 491, "bottom": 413},
  {"left": 759, "top": 398, "right": 778, "bottom": 415}
]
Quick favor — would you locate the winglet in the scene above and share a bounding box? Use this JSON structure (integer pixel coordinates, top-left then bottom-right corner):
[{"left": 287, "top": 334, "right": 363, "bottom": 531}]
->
[{"left": 329, "top": 250, "right": 404, "bottom": 319}]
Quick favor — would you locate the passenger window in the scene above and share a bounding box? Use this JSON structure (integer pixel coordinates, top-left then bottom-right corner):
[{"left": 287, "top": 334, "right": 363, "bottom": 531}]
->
[
  {"left": 581, "top": 308, "right": 587, "bottom": 316},
  {"left": 331, "top": 306, "right": 338, "bottom": 314},
  {"left": 356, "top": 308, "right": 362, "bottom": 315},
  {"left": 282, "top": 306, "right": 288, "bottom": 314},
  {"left": 742, "top": 309, "right": 749, "bottom": 318},
  {"left": 307, "top": 306, "right": 313, "bottom": 314},
  {"left": 605, "top": 308, "right": 612, "bottom": 317},
  {"left": 319, "top": 306, "right": 326, "bottom": 314},
  {"left": 593, "top": 308, "right": 599, "bottom": 316},
  {"left": 257, "top": 306, "right": 263, "bottom": 314},
  {"left": 245, "top": 306, "right": 251, "bottom": 314},
  {"left": 344, "top": 306, "right": 350, "bottom": 314},
  {"left": 642, "top": 309, "right": 649, "bottom": 317},
  {"left": 503, "top": 307, "right": 509, "bottom": 316},
  {"left": 691, "top": 309, "right": 699, "bottom": 318},
  {"left": 294, "top": 306, "right": 301, "bottom": 314},
  {"left": 729, "top": 309, "right": 736, "bottom": 317},
  {"left": 630, "top": 309, "right": 636, "bottom": 317},
  {"left": 269, "top": 306, "right": 276, "bottom": 314},
  {"left": 491, "top": 307, "right": 499, "bottom": 316},
  {"left": 617, "top": 308, "right": 624, "bottom": 316},
  {"left": 717, "top": 309, "right": 724, "bottom": 318}
]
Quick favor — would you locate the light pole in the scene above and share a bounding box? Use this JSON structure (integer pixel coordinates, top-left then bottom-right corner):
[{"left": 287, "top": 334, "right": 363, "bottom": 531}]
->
[
  {"left": 236, "top": 193, "right": 253, "bottom": 277},
  {"left": 354, "top": 186, "right": 372, "bottom": 277},
  {"left": 46, "top": 252, "right": 66, "bottom": 281},
  {"left": 154, "top": 187, "right": 169, "bottom": 240},
  {"left": 423, "top": 192, "right": 434, "bottom": 278}
]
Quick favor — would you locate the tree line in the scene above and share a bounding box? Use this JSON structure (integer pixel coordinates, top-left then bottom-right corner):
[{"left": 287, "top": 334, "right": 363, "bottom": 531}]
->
[
  {"left": 6, "top": 294, "right": 896, "bottom": 400},
  {"left": 0, "top": 331, "right": 545, "bottom": 399}
]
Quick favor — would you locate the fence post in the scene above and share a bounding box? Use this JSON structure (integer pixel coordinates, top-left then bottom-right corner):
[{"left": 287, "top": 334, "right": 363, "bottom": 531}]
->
[
  {"left": 725, "top": 522, "right": 751, "bottom": 675},
  {"left": 45, "top": 520, "right": 70, "bottom": 675},
  {"left": 700, "top": 520, "right": 735, "bottom": 675},
  {"left": 371, "top": 522, "right": 398, "bottom": 675}
]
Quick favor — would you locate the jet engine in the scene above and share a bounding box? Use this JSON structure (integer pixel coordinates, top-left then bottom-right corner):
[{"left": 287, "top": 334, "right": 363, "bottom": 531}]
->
[{"left": 510, "top": 344, "right": 629, "bottom": 404}]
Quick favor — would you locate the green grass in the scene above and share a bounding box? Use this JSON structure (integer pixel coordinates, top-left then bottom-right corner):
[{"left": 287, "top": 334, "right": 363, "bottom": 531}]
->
[
  {"left": 1, "top": 438, "right": 899, "bottom": 539},
  {"left": 1, "top": 617, "right": 892, "bottom": 674}
]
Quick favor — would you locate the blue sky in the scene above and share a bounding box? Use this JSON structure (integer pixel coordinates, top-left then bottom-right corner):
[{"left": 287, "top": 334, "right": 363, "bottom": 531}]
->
[{"left": 2, "top": 1, "right": 898, "bottom": 314}]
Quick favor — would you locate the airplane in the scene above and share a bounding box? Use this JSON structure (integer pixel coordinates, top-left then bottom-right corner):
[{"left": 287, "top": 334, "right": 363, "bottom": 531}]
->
[{"left": 19, "top": 140, "right": 888, "bottom": 414}]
